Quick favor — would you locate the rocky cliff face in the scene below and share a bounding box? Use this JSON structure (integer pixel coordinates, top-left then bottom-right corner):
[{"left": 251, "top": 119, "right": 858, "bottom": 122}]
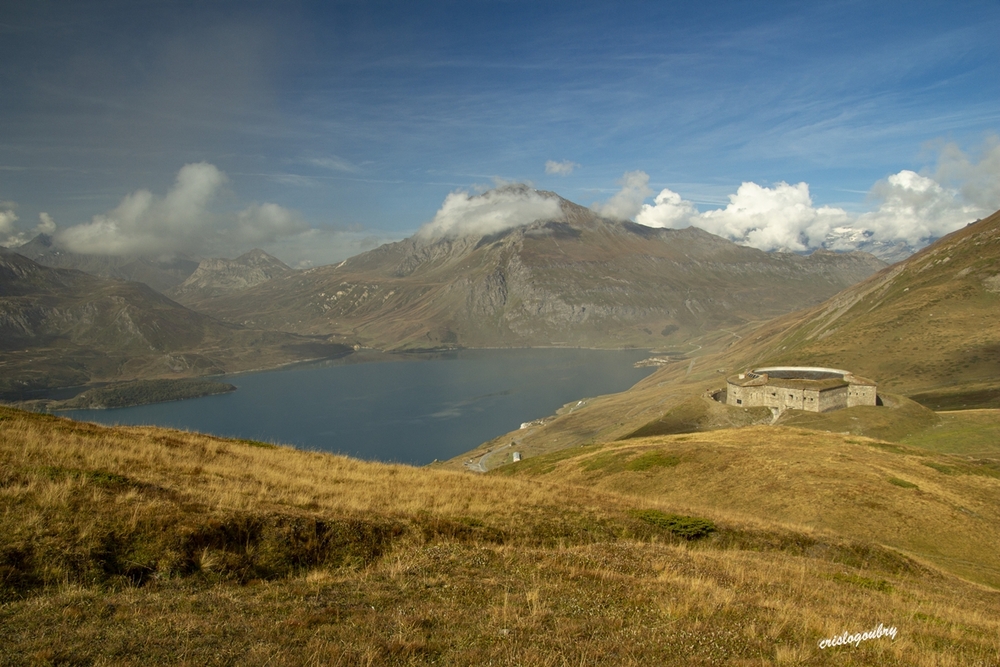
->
[
  {"left": 169, "top": 249, "right": 291, "bottom": 302},
  {"left": 185, "top": 193, "right": 887, "bottom": 350}
]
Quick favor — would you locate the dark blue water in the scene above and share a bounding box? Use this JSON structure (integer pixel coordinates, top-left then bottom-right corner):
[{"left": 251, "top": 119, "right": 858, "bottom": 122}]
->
[{"left": 64, "top": 348, "right": 654, "bottom": 465}]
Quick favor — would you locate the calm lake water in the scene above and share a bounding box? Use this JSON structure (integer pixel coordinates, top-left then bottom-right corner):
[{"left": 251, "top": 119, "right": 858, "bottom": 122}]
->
[{"left": 64, "top": 349, "right": 655, "bottom": 465}]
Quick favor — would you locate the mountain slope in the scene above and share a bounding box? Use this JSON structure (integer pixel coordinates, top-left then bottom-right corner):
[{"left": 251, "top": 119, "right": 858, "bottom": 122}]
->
[
  {"left": 497, "top": 425, "right": 1000, "bottom": 587},
  {"left": 185, "top": 191, "right": 886, "bottom": 349},
  {"left": 0, "top": 250, "right": 349, "bottom": 399},
  {"left": 447, "top": 208, "right": 1000, "bottom": 468},
  {"left": 729, "top": 208, "right": 1000, "bottom": 401},
  {"left": 15, "top": 233, "right": 199, "bottom": 292},
  {"left": 168, "top": 248, "right": 291, "bottom": 302}
]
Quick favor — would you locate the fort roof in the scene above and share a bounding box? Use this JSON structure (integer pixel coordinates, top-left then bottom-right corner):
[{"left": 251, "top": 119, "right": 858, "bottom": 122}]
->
[{"left": 765, "top": 377, "right": 848, "bottom": 391}]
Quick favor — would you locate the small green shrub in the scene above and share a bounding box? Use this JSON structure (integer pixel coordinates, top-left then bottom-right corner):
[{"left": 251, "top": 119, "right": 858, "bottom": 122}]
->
[
  {"left": 829, "top": 572, "right": 893, "bottom": 593},
  {"left": 238, "top": 439, "right": 277, "bottom": 449},
  {"left": 40, "top": 466, "right": 133, "bottom": 488},
  {"left": 630, "top": 509, "right": 715, "bottom": 540},
  {"left": 922, "top": 461, "right": 955, "bottom": 474},
  {"left": 626, "top": 451, "right": 681, "bottom": 471},
  {"left": 887, "top": 477, "right": 918, "bottom": 489},
  {"left": 579, "top": 451, "right": 632, "bottom": 472}
]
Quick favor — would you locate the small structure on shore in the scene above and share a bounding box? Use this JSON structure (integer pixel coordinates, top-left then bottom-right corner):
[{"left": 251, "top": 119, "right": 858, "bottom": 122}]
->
[{"left": 725, "top": 366, "right": 876, "bottom": 414}]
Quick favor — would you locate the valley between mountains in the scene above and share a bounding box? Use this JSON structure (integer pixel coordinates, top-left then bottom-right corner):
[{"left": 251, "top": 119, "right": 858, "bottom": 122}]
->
[{"left": 1, "top": 189, "right": 885, "bottom": 404}]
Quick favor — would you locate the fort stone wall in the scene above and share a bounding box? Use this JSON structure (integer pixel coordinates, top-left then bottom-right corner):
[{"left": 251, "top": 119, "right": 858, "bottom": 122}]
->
[{"left": 725, "top": 367, "right": 876, "bottom": 414}]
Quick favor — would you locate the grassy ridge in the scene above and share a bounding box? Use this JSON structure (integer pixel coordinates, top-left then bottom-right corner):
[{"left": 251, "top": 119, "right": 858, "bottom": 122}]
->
[
  {"left": 2, "top": 407, "right": 999, "bottom": 665},
  {"left": 497, "top": 425, "right": 1000, "bottom": 588}
]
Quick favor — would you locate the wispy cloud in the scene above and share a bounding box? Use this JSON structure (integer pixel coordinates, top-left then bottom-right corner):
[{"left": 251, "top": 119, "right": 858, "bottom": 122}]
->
[
  {"left": 545, "top": 159, "right": 579, "bottom": 176},
  {"left": 271, "top": 173, "right": 319, "bottom": 187},
  {"left": 307, "top": 156, "right": 361, "bottom": 173},
  {"left": 0, "top": 205, "right": 60, "bottom": 247},
  {"left": 591, "top": 171, "right": 652, "bottom": 220}
]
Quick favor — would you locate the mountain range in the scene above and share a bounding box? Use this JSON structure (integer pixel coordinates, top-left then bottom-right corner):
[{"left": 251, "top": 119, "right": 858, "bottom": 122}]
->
[
  {"left": 14, "top": 233, "right": 199, "bottom": 293},
  {"left": 174, "top": 191, "right": 887, "bottom": 350},
  {"left": 0, "top": 248, "right": 348, "bottom": 400}
]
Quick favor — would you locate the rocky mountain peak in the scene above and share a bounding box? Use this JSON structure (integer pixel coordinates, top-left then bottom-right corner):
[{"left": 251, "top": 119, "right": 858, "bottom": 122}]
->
[{"left": 168, "top": 249, "right": 291, "bottom": 302}]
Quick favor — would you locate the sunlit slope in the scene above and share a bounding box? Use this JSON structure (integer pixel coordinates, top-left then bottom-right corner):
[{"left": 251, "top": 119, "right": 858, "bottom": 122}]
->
[
  {"left": 2, "top": 407, "right": 999, "bottom": 664},
  {"left": 731, "top": 208, "right": 1000, "bottom": 404},
  {"left": 498, "top": 425, "right": 1000, "bottom": 587}
]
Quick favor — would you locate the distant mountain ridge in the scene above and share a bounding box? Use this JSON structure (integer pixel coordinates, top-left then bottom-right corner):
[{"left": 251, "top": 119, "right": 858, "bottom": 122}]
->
[
  {"left": 0, "top": 249, "right": 348, "bottom": 400},
  {"left": 181, "top": 190, "right": 887, "bottom": 350},
  {"left": 14, "top": 233, "right": 199, "bottom": 292},
  {"left": 477, "top": 206, "right": 1000, "bottom": 473},
  {"left": 168, "top": 249, "right": 291, "bottom": 302}
]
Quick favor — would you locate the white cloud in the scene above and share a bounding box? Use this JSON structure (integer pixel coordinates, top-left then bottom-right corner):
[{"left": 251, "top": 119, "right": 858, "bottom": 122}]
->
[
  {"left": 591, "top": 170, "right": 652, "bottom": 220},
  {"left": 695, "top": 181, "right": 850, "bottom": 252},
  {"left": 0, "top": 208, "right": 18, "bottom": 236},
  {"left": 0, "top": 205, "right": 31, "bottom": 248},
  {"left": 37, "top": 212, "right": 57, "bottom": 235},
  {"left": 545, "top": 159, "right": 579, "bottom": 176},
  {"left": 234, "top": 202, "right": 308, "bottom": 246},
  {"left": 635, "top": 188, "right": 698, "bottom": 229},
  {"left": 855, "top": 170, "right": 979, "bottom": 246},
  {"left": 0, "top": 207, "right": 62, "bottom": 247},
  {"left": 630, "top": 138, "right": 999, "bottom": 255},
  {"left": 418, "top": 185, "right": 562, "bottom": 239},
  {"left": 56, "top": 162, "right": 307, "bottom": 258},
  {"left": 933, "top": 136, "right": 1000, "bottom": 212}
]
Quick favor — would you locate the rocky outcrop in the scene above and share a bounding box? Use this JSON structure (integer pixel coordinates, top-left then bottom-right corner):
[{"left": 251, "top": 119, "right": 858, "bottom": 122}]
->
[{"left": 169, "top": 249, "right": 291, "bottom": 302}]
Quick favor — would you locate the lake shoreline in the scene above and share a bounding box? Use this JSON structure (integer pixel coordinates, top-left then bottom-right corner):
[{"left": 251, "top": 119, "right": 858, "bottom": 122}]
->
[{"left": 57, "top": 348, "right": 657, "bottom": 466}]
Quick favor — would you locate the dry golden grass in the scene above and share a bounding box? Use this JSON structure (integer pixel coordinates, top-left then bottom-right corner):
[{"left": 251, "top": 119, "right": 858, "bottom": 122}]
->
[
  {"left": 2, "top": 407, "right": 1000, "bottom": 665},
  {"left": 499, "top": 425, "right": 1000, "bottom": 588}
]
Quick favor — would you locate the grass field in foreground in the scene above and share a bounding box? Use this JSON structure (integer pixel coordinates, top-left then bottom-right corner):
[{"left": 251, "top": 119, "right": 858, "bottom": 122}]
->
[{"left": 1, "top": 407, "right": 999, "bottom": 665}]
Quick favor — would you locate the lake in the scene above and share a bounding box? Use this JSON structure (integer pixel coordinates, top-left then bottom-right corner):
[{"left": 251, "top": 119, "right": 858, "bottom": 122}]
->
[{"left": 64, "top": 348, "right": 655, "bottom": 465}]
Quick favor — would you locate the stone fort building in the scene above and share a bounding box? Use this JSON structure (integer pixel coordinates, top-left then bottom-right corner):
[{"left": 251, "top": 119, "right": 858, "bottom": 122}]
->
[{"left": 725, "top": 367, "right": 877, "bottom": 414}]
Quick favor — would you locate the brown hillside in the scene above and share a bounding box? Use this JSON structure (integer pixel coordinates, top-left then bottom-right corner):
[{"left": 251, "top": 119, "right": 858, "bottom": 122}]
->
[
  {"left": 497, "top": 426, "right": 1000, "bottom": 588},
  {"left": 1, "top": 407, "right": 998, "bottom": 664},
  {"left": 730, "top": 208, "right": 1000, "bottom": 403}
]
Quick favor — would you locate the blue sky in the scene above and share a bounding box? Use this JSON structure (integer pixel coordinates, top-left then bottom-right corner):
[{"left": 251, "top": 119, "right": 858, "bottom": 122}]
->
[{"left": 1, "top": 0, "right": 999, "bottom": 264}]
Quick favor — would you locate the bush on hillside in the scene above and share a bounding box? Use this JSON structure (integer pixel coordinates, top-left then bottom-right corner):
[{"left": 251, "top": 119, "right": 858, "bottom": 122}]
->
[{"left": 630, "top": 509, "right": 715, "bottom": 540}]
